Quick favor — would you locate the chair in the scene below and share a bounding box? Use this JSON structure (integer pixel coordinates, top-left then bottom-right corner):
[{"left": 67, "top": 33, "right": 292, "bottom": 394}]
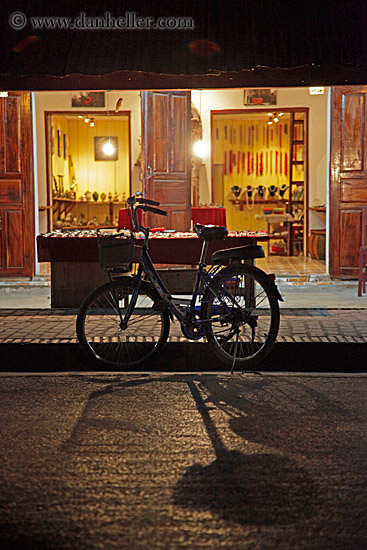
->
[{"left": 358, "top": 208, "right": 367, "bottom": 296}]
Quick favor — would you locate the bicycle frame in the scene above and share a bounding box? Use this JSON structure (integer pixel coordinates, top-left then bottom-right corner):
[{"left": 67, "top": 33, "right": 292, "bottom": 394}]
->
[{"left": 117, "top": 197, "right": 258, "bottom": 341}]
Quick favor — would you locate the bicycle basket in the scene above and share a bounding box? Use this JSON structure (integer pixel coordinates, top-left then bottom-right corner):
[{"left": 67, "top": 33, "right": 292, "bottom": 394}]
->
[{"left": 97, "top": 232, "right": 138, "bottom": 272}]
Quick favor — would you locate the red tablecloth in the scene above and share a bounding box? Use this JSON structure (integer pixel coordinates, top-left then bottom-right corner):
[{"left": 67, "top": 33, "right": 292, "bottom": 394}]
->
[
  {"left": 191, "top": 207, "right": 227, "bottom": 227},
  {"left": 118, "top": 208, "right": 142, "bottom": 230}
]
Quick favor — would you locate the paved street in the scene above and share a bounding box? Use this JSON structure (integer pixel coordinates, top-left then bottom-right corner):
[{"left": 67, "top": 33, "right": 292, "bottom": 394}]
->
[{"left": 1, "top": 373, "right": 367, "bottom": 549}]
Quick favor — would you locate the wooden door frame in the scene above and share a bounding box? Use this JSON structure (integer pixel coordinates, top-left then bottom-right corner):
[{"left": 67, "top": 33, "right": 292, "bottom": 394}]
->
[
  {"left": 44, "top": 110, "right": 132, "bottom": 232},
  {"left": 210, "top": 108, "right": 309, "bottom": 253},
  {"left": 0, "top": 92, "right": 35, "bottom": 277},
  {"left": 329, "top": 86, "right": 367, "bottom": 278}
]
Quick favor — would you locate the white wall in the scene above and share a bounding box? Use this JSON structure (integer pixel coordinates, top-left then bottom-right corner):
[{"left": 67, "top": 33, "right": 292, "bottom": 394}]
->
[{"left": 192, "top": 87, "right": 329, "bottom": 231}]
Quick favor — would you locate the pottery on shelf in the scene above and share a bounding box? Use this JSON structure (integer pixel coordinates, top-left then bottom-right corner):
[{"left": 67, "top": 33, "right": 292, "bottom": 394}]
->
[
  {"left": 100, "top": 192, "right": 106, "bottom": 202},
  {"left": 93, "top": 191, "right": 99, "bottom": 202},
  {"left": 84, "top": 190, "right": 92, "bottom": 201}
]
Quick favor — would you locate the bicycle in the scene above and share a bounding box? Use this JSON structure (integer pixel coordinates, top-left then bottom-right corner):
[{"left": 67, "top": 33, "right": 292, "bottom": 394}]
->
[{"left": 76, "top": 195, "right": 283, "bottom": 372}]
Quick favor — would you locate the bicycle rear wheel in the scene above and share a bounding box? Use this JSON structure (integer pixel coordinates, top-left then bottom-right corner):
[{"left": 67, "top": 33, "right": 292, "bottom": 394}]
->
[
  {"left": 76, "top": 278, "right": 170, "bottom": 368},
  {"left": 201, "top": 264, "right": 279, "bottom": 369}
]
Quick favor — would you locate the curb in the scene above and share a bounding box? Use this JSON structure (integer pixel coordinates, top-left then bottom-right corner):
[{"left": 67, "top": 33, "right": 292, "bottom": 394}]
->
[{"left": 1, "top": 341, "right": 366, "bottom": 373}]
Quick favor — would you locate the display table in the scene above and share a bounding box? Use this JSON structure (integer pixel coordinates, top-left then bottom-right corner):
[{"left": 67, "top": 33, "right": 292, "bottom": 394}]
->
[
  {"left": 37, "top": 230, "right": 268, "bottom": 307},
  {"left": 256, "top": 213, "right": 297, "bottom": 256},
  {"left": 191, "top": 207, "right": 227, "bottom": 227}
]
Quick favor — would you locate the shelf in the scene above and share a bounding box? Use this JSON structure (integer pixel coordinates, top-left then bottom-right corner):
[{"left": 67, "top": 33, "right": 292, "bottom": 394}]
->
[
  {"left": 310, "top": 207, "right": 326, "bottom": 212},
  {"left": 53, "top": 198, "right": 126, "bottom": 205},
  {"left": 53, "top": 224, "right": 117, "bottom": 231},
  {"left": 229, "top": 198, "right": 289, "bottom": 210}
]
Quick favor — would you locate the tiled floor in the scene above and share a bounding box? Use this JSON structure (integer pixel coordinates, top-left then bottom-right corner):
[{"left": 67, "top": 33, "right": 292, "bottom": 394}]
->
[{"left": 257, "top": 256, "right": 327, "bottom": 280}]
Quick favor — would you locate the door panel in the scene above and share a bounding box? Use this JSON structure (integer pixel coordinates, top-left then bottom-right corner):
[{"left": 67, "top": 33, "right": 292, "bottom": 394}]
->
[
  {"left": 341, "top": 93, "right": 365, "bottom": 172},
  {"left": 339, "top": 209, "right": 361, "bottom": 269},
  {"left": 5, "top": 209, "right": 24, "bottom": 268},
  {"left": 142, "top": 91, "right": 191, "bottom": 231},
  {"left": 0, "top": 93, "right": 34, "bottom": 277},
  {"left": 330, "top": 86, "right": 367, "bottom": 278},
  {"left": 0, "top": 179, "right": 22, "bottom": 203}
]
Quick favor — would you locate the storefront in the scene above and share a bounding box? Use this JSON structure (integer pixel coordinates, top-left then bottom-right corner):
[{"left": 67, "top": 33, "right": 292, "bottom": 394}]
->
[{"left": 1, "top": 3, "right": 367, "bottom": 284}]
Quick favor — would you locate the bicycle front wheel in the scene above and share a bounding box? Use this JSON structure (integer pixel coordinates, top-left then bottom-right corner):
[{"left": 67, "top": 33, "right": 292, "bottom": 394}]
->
[
  {"left": 201, "top": 264, "right": 280, "bottom": 370},
  {"left": 76, "top": 278, "right": 170, "bottom": 368}
]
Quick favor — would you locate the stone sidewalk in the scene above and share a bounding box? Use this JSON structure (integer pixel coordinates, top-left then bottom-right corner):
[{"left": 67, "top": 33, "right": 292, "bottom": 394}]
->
[{"left": 0, "top": 308, "right": 366, "bottom": 344}]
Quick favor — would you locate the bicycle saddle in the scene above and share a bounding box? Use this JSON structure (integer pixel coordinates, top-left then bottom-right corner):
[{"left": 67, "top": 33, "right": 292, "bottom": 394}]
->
[
  {"left": 194, "top": 224, "right": 228, "bottom": 242},
  {"left": 211, "top": 245, "right": 265, "bottom": 264}
]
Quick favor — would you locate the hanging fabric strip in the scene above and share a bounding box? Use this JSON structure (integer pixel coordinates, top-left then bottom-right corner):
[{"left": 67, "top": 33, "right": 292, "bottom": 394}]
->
[
  {"left": 256, "top": 153, "right": 259, "bottom": 176},
  {"left": 280, "top": 152, "right": 283, "bottom": 175},
  {"left": 260, "top": 152, "right": 264, "bottom": 176},
  {"left": 266, "top": 151, "right": 268, "bottom": 174},
  {"left": 224, "top": 151, "right": 227, "bottom": 175},
  {"left": 242, "top": 152, "right": 246, "bottom": 173},
  {"left": 284, "top": 152, "right": 288, "bottom": 176},
  {"left": 238, "top": 151, "right": 241, "bottom": 174},
  {"left": 229, "top": 150, "right": 233, "bottom": 174},
  {"left": 270, "top": 151, "right": 273, "bottom": 175},
  {"left": 275, "top": 151, "right": 279, "bottom": 174},
  {"left": 279, "top": 124, "right": 282, "bottom": 149}
]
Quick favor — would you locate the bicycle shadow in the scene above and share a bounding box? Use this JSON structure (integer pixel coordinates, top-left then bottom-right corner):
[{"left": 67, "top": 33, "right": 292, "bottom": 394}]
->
[
  {"left": 172, "top": 377, "right": 317, "bottom": 525},
  {"left": 63, "top": 373, "right": 331, "bottom": 526}
]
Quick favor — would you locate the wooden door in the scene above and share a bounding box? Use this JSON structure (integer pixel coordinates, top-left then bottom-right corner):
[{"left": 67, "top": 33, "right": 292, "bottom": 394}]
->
[
  {"left": 330, "top": 87, "right": 367, "bottom": 278},
  {"left": 141, "top": 91, "right": 191, "bottom": 231},
  {"left": 0, "top": 93, "right": 34, "bottom": 277}
]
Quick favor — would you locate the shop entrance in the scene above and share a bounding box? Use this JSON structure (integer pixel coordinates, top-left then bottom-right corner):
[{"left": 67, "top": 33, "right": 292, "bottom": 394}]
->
[
  {"left": 211, "top": 109, "right": 308, "bottom": 256},
  {"left": 44, "top": 110, "right": 131, "bottom": 232}
]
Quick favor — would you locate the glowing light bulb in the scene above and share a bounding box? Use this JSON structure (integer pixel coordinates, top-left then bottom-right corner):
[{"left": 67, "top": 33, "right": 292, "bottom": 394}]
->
[
  {"left": 103, "top": 139, "right": 115, "bottom": 156},
  {"left": 193, "top": 140, "right": 207, "bottom": 158},
  {"left": 84, "top": 116, "right": 89, "bottom": 123}
]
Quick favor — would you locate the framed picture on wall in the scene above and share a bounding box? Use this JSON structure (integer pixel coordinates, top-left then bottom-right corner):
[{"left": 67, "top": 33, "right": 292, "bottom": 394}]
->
[
  {"left": 244, "top": 89, "right": 277, "bottom": 105},
  {"left": 94, "top": 136, "right": 118, "bottom": 161},
  {"left": 71, "top": 92, "right": 105, "bottom": 107}
]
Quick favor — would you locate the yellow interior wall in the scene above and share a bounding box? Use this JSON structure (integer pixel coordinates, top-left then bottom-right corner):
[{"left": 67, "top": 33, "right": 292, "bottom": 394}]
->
[
  {"left": 67, "top": 116, "right": 130, "bottom": 198},
  {"left": 213, "top": 115, "right": 291, "bottom": 232}
]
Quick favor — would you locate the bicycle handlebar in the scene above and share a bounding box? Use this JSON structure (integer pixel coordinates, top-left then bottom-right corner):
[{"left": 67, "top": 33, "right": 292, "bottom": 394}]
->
[
  {"left": 126, "top": 195, "right": 167, "bottom": 238},
  {"left": 138, "top": 205, "right": 167, "bottom": 216},
  {"left": 136, "top": 197, "right": 160, "bottom": 207}
]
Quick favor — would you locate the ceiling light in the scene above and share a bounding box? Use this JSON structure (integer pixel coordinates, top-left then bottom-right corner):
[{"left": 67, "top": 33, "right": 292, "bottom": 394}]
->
[{"left": 103, "top": 139, "right": 115, "bottom": 156}]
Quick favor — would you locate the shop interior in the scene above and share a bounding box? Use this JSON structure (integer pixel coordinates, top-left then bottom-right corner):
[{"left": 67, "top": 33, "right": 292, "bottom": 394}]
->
[{"left": 37, "top": 88, "right": 328, "bottom": 279}]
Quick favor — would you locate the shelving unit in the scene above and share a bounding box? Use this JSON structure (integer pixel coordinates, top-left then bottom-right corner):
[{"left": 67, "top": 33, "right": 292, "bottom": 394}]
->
[
  {"left": 286, "top": 113, "right": 306, "bottom": 255},
  {"left": 52, "top": 198, "right": 126, "bottom": 229}
]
